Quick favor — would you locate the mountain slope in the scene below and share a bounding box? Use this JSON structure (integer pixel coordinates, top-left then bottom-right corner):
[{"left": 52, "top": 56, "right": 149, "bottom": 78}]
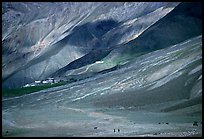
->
[
  {"left": 51, "top": 2, "right": 202, "bottom": 81},
  {"left": 2, "top": 2, "right": 179, "bottom": 89}
]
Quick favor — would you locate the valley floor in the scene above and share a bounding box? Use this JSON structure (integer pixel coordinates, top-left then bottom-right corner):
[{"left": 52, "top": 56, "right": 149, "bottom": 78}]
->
[{"left": 2, "top": 104, "right": 202, "bottom": 137}]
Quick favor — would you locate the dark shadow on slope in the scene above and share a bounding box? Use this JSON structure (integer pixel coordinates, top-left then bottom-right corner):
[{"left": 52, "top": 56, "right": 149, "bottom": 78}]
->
[
  {"left": 65, "top": 18, "right": 119, "bottom": 50},
  {"left": 50, "top": 19, "right": 120, "bottom": 77},
  {"left": 51, "top": 49, "right": 112, "bottom": 78},
  {"left": 125, "top": 2, "right": 202, "bottom": 54},
  {"left": 161, "top": 96, "right": 202, "bottom": 112}
]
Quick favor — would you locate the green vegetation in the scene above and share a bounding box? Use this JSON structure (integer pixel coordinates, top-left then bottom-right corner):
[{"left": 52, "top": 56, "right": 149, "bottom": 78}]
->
[{"left": 2, "top": 82, "right": 67, "bottom": 98}]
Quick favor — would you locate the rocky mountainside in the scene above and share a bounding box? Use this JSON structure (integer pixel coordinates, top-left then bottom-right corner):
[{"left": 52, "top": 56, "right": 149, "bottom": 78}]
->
[
  {"left": 3, "top": 2, "right": 180, "bottom": 89},
  {"left": 2, "top": 2, "right": 202, "bottom": 90},
  {"left": 51, "top": 2, "right": 202, "bottom": 80}
]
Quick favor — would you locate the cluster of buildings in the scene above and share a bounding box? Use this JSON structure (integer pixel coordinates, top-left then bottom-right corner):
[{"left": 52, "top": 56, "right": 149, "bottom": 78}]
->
[{"left": 23, "top": 78, "right": 58, "bottom": 88}]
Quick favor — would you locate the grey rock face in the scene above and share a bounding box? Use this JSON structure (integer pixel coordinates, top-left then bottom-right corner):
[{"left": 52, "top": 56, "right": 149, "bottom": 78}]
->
[
  {"left": 2, "top": 2, "right": 180, "bottom": 89},
  {"left": 3, "top": 2, "right": 202, "bottom": 89}
]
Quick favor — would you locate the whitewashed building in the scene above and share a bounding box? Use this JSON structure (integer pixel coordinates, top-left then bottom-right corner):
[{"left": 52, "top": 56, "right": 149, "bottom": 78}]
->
[
  {"left": 23, "top": 84, "right": 30, "bottom": 87},
  {"left": 35, "top": 80, "right": 41, "bottom": 84},
  {"left": 42, "top": 80, "right": 48, "bottom": 84}
]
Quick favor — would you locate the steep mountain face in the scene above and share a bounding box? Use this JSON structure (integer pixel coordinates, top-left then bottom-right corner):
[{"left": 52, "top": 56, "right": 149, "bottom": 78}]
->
[
  {"left": 126, "top": 2, "right": 202, "bottom": 51},
  {"left": 51, "top": 2, "right": 202, "bottom": 80},
  {"left": 3, "top": 2, "right": 202, "bottom": 89},
  {"left": 2, "top": 2, "right": 179, "bottom": 89}
]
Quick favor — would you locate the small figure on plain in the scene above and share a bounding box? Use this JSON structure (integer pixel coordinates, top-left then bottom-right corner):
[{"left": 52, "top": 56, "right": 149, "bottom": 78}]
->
[
  {"left": 114, "top": 129, "right": 116, "bottom": 132},
  {"left": 193, "top": 121, "right": 198, "bottom": 126},
  {"left": 118, "top": 129, "right": 120, "bottom": 132}
]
